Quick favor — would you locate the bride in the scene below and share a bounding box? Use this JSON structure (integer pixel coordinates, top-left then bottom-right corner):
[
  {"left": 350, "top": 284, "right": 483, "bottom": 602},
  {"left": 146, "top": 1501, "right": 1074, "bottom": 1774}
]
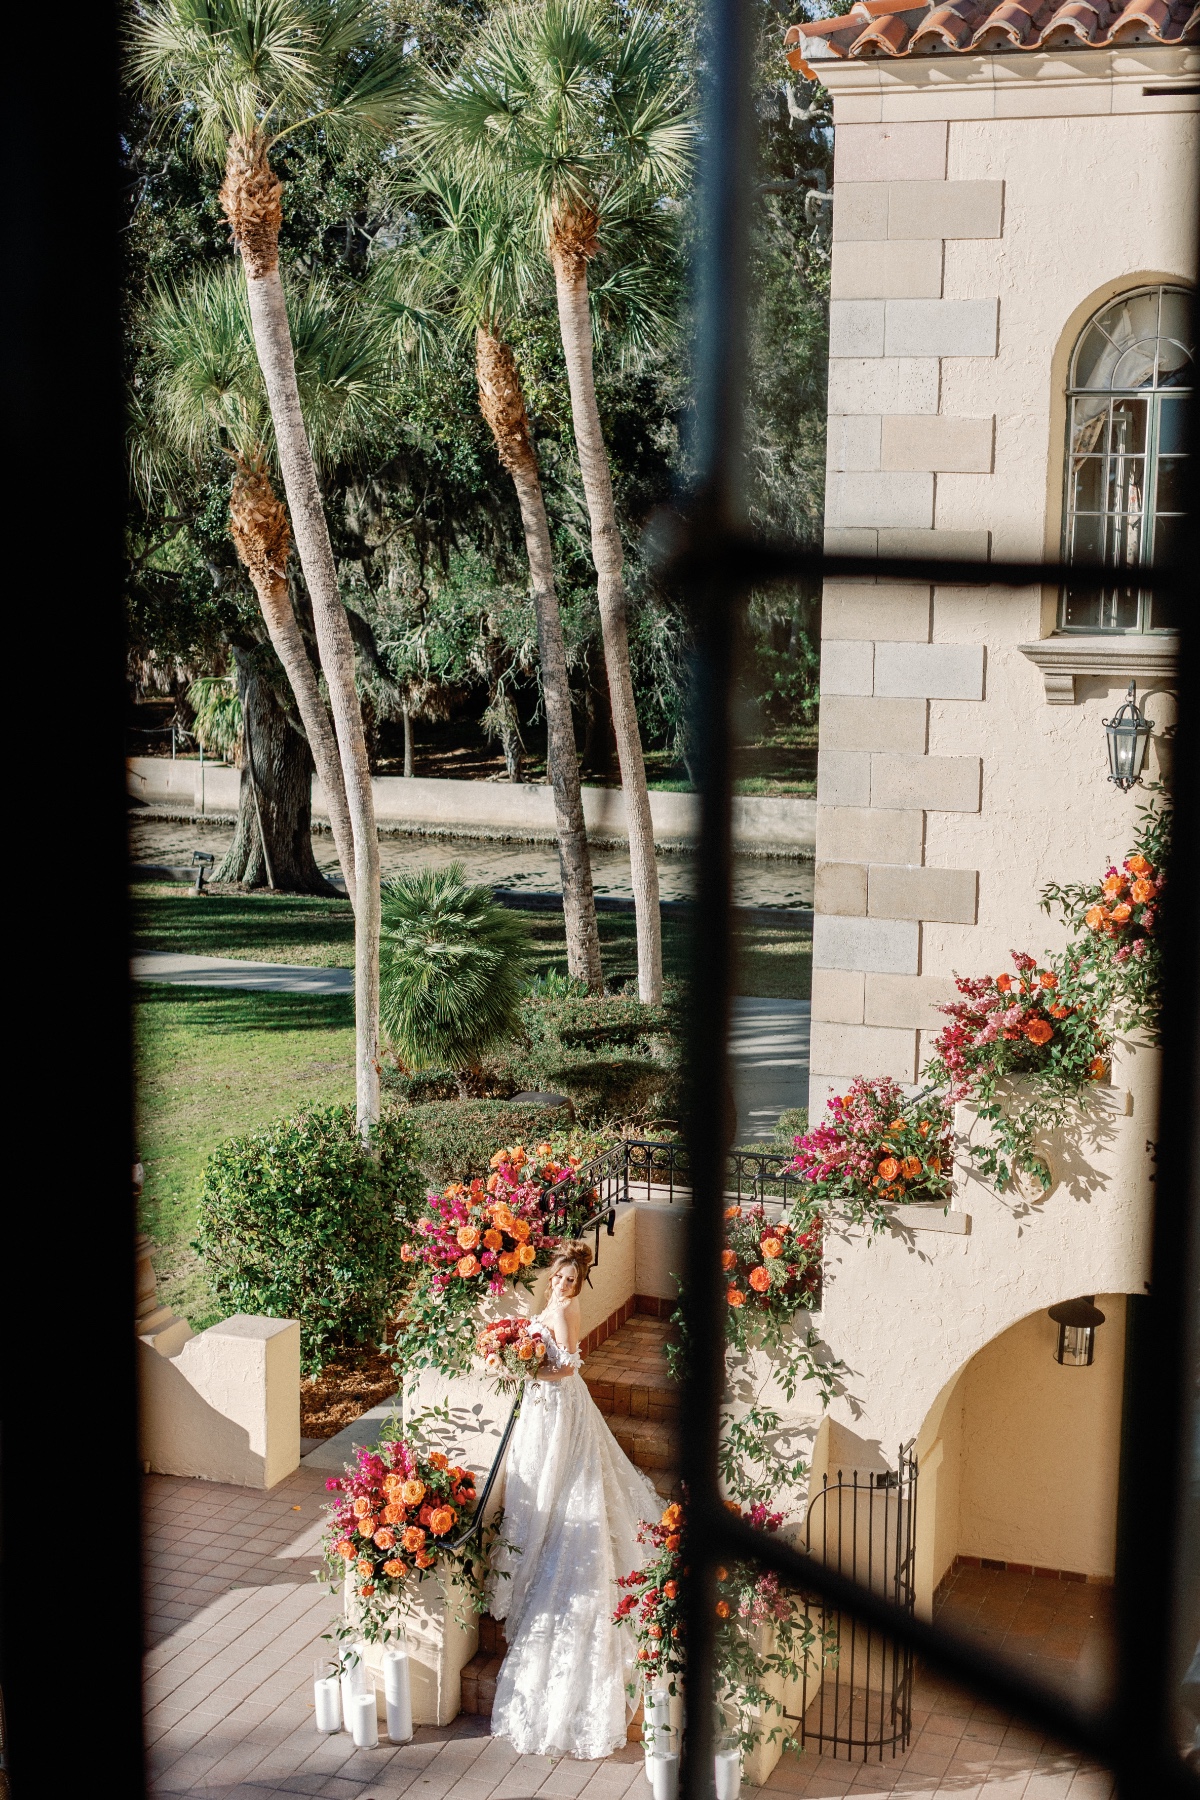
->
[{"left": 488, "top": 1240, "right": 661, "bottom": 1760}]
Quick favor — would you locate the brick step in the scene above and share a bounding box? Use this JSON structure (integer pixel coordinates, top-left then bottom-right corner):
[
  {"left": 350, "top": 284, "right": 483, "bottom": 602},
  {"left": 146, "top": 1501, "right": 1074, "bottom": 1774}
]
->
[{"left": 584, "top": 1373, "right": 679, "bottom": 1423}]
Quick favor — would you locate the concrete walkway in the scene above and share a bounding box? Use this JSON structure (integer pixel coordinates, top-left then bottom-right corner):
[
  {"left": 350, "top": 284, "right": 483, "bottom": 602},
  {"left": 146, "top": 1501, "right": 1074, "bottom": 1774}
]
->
[
  {"left": 143, "top": 1468, "right": 1114, "bottom": 1800},
  {"left": 131, "top": 955, "right": 810, "bottom": 1139}
]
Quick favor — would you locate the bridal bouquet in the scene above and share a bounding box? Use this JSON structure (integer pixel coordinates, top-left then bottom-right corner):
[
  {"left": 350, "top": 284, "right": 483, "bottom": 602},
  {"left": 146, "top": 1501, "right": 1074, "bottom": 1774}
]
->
[
  {"left": 476, "top": 1316, "right": 548, "bottom": 1387},
  {"left": 322, "top": 1437, "right": 479, "bottom": 1637}
]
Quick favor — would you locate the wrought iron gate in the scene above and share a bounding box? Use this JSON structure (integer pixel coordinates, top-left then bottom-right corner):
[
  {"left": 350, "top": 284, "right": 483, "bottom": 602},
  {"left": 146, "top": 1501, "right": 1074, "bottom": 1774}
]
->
[{"left": 793, "top": 1446, "right": 919, "bottom": 1761}]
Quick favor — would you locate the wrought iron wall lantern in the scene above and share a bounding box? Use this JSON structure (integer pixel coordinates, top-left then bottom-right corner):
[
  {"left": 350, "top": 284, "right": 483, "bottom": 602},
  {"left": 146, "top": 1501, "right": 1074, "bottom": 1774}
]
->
[
  {"left": 1049, "top": 1296, "right": 1106, "bottom": 1366},
  {"left": 1103, "top": 681, "right": 1153, "bottom": 790}
]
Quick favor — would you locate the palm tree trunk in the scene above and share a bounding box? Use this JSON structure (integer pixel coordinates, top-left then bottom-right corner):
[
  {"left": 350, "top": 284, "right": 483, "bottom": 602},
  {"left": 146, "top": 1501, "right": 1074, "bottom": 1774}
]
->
[
  {"left": 475, "top": 327, "right": 603, "bottom": 990},
  {"left": 549, "top": 241, "right": 662, "bottom": 1002},
  {"left": 222, "top": 135, "right": 380, "bottom": 1134},
  {"left": 228, "top": 457, "right": 358, "bottom": 909},
  {"left": 402, "top": 702, "right": 414, "bottom": 778}
]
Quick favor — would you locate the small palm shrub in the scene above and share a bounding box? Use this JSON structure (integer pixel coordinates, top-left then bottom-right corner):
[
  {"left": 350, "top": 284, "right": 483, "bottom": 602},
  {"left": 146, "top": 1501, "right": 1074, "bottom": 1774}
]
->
[
  {"left": 379, "top": 865, "right": 530, "bottom": 1079},
  {"left": 195, "top": 1105, "right": 424, "bottom": 1375}
]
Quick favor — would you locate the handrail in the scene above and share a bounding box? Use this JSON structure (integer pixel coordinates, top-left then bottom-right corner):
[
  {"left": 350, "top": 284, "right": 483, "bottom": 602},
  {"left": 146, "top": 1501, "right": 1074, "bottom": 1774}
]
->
[{"left": 441, "top": 1389, "right": 524, "bottom": 1551}]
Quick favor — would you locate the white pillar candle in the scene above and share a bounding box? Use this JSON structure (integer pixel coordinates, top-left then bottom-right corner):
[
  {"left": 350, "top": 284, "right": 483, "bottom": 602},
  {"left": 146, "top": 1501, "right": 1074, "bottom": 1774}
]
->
[
  {"left": 714, "top": 1747, "right": 741, "bottom": 1800},
  {"left": 382, "top": 1647, "right": 413, "bottom": 1743},
  {"left": 646, "top": 1752, "right": 679, "bottom": 1800},
  {"left": 313, "top": 1674, "right": 341, "bottom": 1734},
  {"left": 340, "top": 1643, "right": 368, "bottom": 1724},
  {"left": 349, "top": 1689, "right": 379, "bottom": 1749}
]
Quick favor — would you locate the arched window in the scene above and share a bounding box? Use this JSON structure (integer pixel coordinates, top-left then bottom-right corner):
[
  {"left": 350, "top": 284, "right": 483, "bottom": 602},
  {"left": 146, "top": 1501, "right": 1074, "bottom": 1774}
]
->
[{"left": 1060, "top": 283, "right": 1191, "bottom": 633}]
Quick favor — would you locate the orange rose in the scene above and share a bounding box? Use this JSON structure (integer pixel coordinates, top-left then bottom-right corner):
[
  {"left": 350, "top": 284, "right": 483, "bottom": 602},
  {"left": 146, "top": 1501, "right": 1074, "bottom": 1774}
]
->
[
  {"left": 511, "top": 1147, "right": 527, "bottom": 1167},
  {"left": 400, "top": 1244, "right": 416, "bottom": 1262},
  {"left": 716, "top": 1567, "right": 728, "bottom": 1582},
  {"left": 918, "top": 1121, "right": 930, "bottom": 1137},
  {"left": 761, "top": 1237, "right": 782, "bottom": 1259},
  {"left": 382, "top": 1472, "right": 402, "bottom": 1494},
  {"left": 901, "top": 1157, "right": 922, "bottom": 1180},
  {"left": 1126, "top": 854, "right": 1151, "bottom": 877},
  {"left": 662, "top": 1504, "right": 683, "bottom": 1529},
  {"left": 402, "top": 1526, "right": 426, "bottom": 1553},
  {"left": 490, "top": 1206, "right": 515, "bottom": 1231},
  {"left": 429, "top": 1452, "right": 449, "bottom": 1469},
  {"left": 748, "top": 1266, "right": 770, "bottom": 1293},
  {"left": 373, "top": 1526, "right": 396, "bottom": 1549},
  {"left": 1025, "top": 1018, "right": 1053, "bottom": 1046},
  {"left": 357, "top": 1517, "right": 376, "bottom": 1537},
  {"left": 1131, "top": 878, "right": 1155, "bottom": 903},
  {"left": 715, "top": 1601, "right": 730, "bottom": 1619},
  {"left": 357, "top": 1559, "right": 373, "bottom": 1579},
  {"left": 1050, "top": 1003, "right": 1070, "bottom": 1019},
  {"left": 510, "top": 1219, "right": 531, "bottom": 1243},
  {"left": 1039, "top": 971, "right": 1058, "bottom": 990},
  {"left": 416, "top": 1551, "right": 435, "bottom": 1569},
  {"left": 334, "top": 1539, "right": 355, "bottom": 1561},
  {"left": 456, "top": 1226, "right": 481, "bottom": 1250},
  {"left": 648, "top": 1624, "right": 663, "bottom": 1640},
  {"left": 727, "top": 1288, "right": 746, "bottom": 1307},
  {"left": 666, "top": 1533, "right": 681, "bottom": 1552},
  {"left": 400, "top": 1479, "right": 425, "bottom": 1506},
  {"left": 1085, "top": 905, "right": 1108, "bottom": 932},
  {"left": 663, "top": 1580, "right": 678, "bottom": 1599},
  {"left": 878, "top": 1156, "right": 901, "bottom": 1182},
  {"left": 1110, "top": 902, "right": 1133, "bottom": 924},
  {"left": 483, "top": 1229, "right": 503, "bottom": 1252},
  {"left": 724, "top": 1206, "right": 740, "bottom": 1220},
  {"left": 721, "top": 1248, "right": 736, "bottom": 1270},
  {"left": 352, "top": 1496, "right": 372, "bottom": 1518},
  {"left": 486, "top": 1172, "right": 500, "bottom": 1194},
  {"left": 489, "top": 1149, "right": 509, "bottom": 1169},
  {"left": 498, "top": 1251, "right": 520, "bottom": 1276},
  {"left": 381, "top": 1503, "right": 404, "bottom": 1526},
  {"left": 1102, "top": 874, "right": 1126, "bottom": 899},
  {"left": 361, "top": 1584, "right": 376, "bottom": 1597},
  {"left": 536, "top": 1142, "right": 553, "bottom": 1155},
  {"left": 517, "top": 1341, "right": 533, "bottom": 1360},
  {"left": 519, "top": 1244, "right": 536, "bottom": 1266},
  {"left": 457, "top": 1255, "right": 481, "bottom": 1278},
  {"left": 888, "top": 1119, "right": 906, "bottom": 1132},
  {"left": 1089, "top": 1056, "right": 1109, "bottom": 1079},
  {"left": 381, "top": 1559, "right": 406, "bottom": 1578},
  {"left": 996, "top": 973, "right": 1013, "bottom": 993},
  {"left": 428, "top": 1507, "right": 456, "bottom": 1536}
]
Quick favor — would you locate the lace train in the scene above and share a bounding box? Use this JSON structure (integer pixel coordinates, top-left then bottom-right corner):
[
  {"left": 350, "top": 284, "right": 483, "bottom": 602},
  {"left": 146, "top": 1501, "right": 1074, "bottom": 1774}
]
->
[{"left": 487, "top": 1327, "right": 660, "bottom": 1759}]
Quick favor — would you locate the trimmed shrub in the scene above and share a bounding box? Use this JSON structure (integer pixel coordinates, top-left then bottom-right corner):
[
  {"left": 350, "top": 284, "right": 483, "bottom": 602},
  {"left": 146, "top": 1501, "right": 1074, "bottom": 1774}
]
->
[
  {"left": 492, "top": 992, "right": 682, "bottom": 1126},
  {"left": 405, "top": 1099, "right": 574, "bottom": 1187},
  {"left": 195, "top": 1105, "right": 425, "bottom": 1375}
]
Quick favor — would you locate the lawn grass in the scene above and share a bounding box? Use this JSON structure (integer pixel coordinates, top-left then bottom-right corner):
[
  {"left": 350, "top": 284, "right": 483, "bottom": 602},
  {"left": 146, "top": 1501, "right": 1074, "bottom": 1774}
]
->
[
  {"left": 133, "top": 892, "right": 810, "bottom": 1324},
  {"left": 132, "top": 891, "right": 811, "bottom": 997}
]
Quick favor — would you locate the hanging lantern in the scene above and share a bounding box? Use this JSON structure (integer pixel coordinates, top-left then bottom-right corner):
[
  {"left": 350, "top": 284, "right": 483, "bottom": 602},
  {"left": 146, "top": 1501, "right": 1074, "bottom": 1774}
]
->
[
  {"left": 1103, "top": 682, "right": 1153, "bottom": 791},
  {"left": 1049, "top": 1297, "right": 1106, "bottom": 1366}
]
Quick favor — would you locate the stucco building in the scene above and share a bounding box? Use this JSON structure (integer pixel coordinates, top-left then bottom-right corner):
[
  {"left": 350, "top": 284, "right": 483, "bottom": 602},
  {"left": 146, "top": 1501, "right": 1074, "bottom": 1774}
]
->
[{"left": 781, "top": 0, "right": 1197, "bottom": 1625}]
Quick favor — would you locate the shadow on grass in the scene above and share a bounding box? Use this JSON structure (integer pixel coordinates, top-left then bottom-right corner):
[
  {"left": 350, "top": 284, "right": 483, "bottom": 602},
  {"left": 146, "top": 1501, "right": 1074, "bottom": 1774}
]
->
[
  {"left": 132, "top": 981, "right": 354, "bottom": 1035},
  {"left": 132, "top": 892, "right": 354, "bottom": 958}
]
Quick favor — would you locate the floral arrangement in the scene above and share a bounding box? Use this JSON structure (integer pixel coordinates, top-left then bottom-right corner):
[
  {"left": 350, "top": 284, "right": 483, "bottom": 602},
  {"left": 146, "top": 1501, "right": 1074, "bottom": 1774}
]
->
[
  {"left": 322, "top": 1436, "right": 480, "bottom": 1641},
  {"left": 1041, "top": 798, "right": 1168, "bottom": 1041},
  {"left": 789, "top": 1076, "right": 953, "bottom": 1228},
  {"left": 720, "top": 1205, "right": 821, "bottom": 1347},
  {"left": 476, "top": 1316, "right": 548, "bottom": 1387},
  {"left": 924, "top": 952, "right": 1110, "bottom": 1189},
  {"left": 615, "top": 1498, "right": 818, "bottom": 1756}
]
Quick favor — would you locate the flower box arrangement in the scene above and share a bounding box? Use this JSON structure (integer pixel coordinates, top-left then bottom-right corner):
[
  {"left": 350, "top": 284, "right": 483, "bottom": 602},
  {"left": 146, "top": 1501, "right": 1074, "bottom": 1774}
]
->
[
  {"left": 322, "top": 1436, "right": 481, "bottom": 1643},
  {"left": 924, "top": 952, "right": 1110, "bottom": 1190},
  {"left": 475, "top": 1316, "right": 549, "bottom": 1388},
  {"left": 788, "top": 1076, "right": 953, "bottom": 1228},
  {"left": 615, "top": 1498, "right": 819, "bottom": 1760},
  {"left": 720, "top": 1205, "right": 821, "bottom": 1351},
  {"left": 1041, "top": 799, "right": 1168, "bottom": 1040}
]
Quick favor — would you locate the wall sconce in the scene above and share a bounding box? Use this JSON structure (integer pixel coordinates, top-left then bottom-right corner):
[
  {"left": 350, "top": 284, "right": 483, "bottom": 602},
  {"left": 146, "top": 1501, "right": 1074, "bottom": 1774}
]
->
[
  {"left": 1049, "top": 1296, "right": 1106, "bottom": 1366},
  {"left": 1103, "top": 682, "right": 1153, "bottom": 791}
]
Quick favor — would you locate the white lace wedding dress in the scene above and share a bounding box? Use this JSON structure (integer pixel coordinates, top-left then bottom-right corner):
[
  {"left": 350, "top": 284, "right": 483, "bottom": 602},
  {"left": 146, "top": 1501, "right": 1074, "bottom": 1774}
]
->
[{"left": 487, "top": 1318, "right": 661, "bottom": 1759}]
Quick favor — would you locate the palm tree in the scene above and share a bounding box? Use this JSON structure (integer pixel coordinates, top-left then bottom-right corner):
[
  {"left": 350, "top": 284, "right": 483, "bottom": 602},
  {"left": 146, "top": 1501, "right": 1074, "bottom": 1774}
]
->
[
  {"left": 412, "top": 0, "right": 695, "bottom": 1004},
  {"left": 379, "top": 864, "right": 531, "bottom": 1090},
  {"left": 143, "top": 265, "right": 361, "bottom": 905},
  {"left": 131, "top": 0, "right": 414, "bottom": 1135},
  {"left": 374, "top": 169, "right": 604, "bottom": 989}
]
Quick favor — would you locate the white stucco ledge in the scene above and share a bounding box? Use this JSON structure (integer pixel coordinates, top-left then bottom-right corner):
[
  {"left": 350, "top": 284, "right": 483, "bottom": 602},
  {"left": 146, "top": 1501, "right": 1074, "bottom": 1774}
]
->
[
  {"left": 1018, "top": 634, "right": 1179, "bottom": 706},
  {"left": 883, "top": 1203, "right": 970, "bottom": 1236},
  {"left": 139, "top": 1313, "right": 301, "bottom": 1489}
]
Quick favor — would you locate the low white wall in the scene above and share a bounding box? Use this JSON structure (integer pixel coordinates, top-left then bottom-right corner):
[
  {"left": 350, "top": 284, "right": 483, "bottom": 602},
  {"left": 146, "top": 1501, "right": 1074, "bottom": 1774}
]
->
[
  {"left": 140, "top": 1313, "right": 301, "bottom": 1489},
  {"left": 127, "top": 758, "right": 816, "bottom": 850}
]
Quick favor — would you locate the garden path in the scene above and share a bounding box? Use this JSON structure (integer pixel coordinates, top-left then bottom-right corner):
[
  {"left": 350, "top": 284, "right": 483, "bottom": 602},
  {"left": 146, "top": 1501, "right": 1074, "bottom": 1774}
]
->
[
  {"left": 131, "top": 955, "right": 810, "bottom": 1139},
  {"left": 143, "top": 1467, "right": 1113, "bottom": 1799}
]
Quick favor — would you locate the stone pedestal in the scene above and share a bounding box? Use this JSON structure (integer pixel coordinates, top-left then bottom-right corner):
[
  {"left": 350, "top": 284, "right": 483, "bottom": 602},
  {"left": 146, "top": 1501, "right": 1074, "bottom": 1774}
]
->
[
  {"left": 140, "top": 1313, "right": 301, "bottom": 1488},
  {"left": 347, "top": 1577, "right": 481, "bottom": 1728}
]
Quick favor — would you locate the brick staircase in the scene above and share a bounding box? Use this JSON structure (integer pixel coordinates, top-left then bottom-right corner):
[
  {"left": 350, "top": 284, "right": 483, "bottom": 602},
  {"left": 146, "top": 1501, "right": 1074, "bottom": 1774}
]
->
[{"left": 459, "top": 1308, "right": 678, "bottom": 1720}]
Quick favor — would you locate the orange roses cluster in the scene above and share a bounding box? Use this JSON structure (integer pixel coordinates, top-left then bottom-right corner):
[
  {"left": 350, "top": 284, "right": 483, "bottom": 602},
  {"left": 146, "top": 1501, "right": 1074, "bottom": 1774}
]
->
[
  {"left": 720, "top": 1204, "right": 821, "bottom": 1324},
  {"left": 401, "top": 1143, "right": 565, "bottom": 1297},
  {"left": 324, "top": 1438, "right": 478, "bottom": 1624},
  {"left": 475, "top": 1314, "right": 549, "bottom": 1387},
  {"left": 1084, "top": 853, "right": 1159, "bottom": 939}
]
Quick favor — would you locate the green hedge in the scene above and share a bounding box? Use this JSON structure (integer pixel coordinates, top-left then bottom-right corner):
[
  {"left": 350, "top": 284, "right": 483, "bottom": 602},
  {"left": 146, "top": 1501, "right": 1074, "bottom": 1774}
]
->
[
  {"left": 492, "top": 992, "right": 681, "bottom": 1127},
  {"left": 406, "top": 1099, "right": 574, "bottom": 1187},
  {"left": 195, "top": 1105, "right": 424, "bottom": 1375}
]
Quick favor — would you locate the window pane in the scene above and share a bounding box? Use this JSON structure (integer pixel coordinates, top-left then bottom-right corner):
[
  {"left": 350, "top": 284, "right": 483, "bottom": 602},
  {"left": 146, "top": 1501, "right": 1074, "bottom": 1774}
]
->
[
  {"left": 1060, "top": 585, "right": 1103, "bottom": 630},
  {"left": 1152, "top": 513, "right": 1183, "bottom": 571},
  {"left": 1110, "top": 397, "right": 1147, "bottom": 454},
  {"left": 1159, "top": 395, "right": 1190, "bottom": 454},
  {"left": 1112, "top": 339, "right": 1160, "bottom": 391},
  {"left": 1069, "top": 513, "right": 1104, "bottom": 563},
  {"left": 1072, "top": 322, "right": 1114, "bottom": 390},
  {"left": 1155, "top": 458, "right": 1188, "bottom": 516},
  {"left": 1159, "top": 288, "right": 1194, "bottom": 383},
  {"left": 1070, "top": 456, "right": 1105, "bottom": 512}
]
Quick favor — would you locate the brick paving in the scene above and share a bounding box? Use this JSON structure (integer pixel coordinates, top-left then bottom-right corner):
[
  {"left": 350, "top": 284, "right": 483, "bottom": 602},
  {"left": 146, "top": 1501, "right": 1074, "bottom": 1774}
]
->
[
  {"left": 934, "top": 1564, "right": 1114, "bottom": 1706},
  {"left": 142, "top": 1420, "right": 1114, "bottom": 1800}
]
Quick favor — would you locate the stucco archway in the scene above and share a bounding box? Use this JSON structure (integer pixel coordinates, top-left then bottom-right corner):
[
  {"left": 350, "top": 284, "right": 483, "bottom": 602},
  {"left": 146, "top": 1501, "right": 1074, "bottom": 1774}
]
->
[{"left": 911, "top": 1295, "right": 1130, "bottom": 1623}]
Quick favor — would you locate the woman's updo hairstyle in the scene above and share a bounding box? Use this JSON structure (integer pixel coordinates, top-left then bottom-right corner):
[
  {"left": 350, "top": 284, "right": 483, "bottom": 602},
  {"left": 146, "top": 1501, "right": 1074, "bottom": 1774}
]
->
[{"left": 548, "top": 1240, "right": 593, "bottom": 1291}]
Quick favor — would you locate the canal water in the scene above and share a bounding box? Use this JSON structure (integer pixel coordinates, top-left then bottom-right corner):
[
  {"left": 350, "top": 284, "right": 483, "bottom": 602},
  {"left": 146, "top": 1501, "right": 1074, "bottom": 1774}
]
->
[{"left": 130, "top": 817, "right": 814, "bottom": 909}]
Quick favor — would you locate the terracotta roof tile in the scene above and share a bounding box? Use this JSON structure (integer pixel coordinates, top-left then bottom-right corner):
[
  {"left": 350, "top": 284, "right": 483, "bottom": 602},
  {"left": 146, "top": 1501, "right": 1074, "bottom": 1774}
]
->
[{"left": 784, "top": 0, "right": 1196, "bottom": 74}]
